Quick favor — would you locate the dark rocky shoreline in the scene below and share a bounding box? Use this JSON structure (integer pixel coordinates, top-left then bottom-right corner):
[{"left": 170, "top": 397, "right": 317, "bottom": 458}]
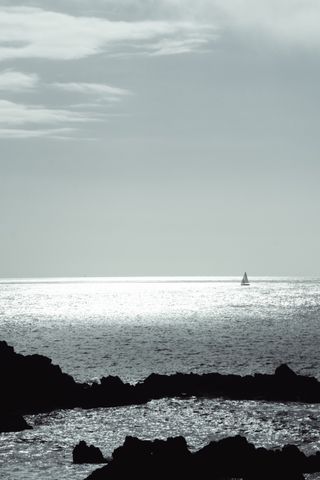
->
[
  {"left": 83, "top": 434, "right": 320, "bottom": 480},
  {"left": 2, "top": 340, "right": 320, "bottom": 478},
  {"left": 2, "top": 339, "right": 320, "bottom": 426}
]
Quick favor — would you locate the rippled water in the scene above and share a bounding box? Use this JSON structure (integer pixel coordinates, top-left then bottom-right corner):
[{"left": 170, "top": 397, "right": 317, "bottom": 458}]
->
[
  {"left": 1, "top": 399, "right": 320, "bottom": 480},
  {"left": 1, "top": 277, "right": 320, "bottom": 382},
  {"left": 1, "top": 277, "right": 320, "bottom": 479}
]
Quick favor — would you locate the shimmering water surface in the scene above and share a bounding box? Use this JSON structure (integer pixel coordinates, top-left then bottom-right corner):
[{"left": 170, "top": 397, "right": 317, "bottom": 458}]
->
[{"left": 1, "top": 277, "right": 320, "bottom": 479}]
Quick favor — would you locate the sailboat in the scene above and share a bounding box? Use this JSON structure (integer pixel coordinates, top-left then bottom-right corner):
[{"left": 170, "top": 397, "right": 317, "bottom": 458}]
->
[{"left": 241, "top": 272, "right": 250, "bottom": 286}]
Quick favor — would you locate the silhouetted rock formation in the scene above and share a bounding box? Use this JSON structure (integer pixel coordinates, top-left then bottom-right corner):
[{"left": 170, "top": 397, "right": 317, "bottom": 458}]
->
[
  {"left": 73, "top": 441, "right": 107, "bottom": 464},
  {"left": 0, "top": 340, "right": 81, "bottom": 414},
  {"left": 84, "top": 435, "right": 320, "bottom": 480},
  {"left": 0, "top": 413, "right": 32, "bottom": 433},
  {"left": 3, "top": 340, "right": 320, "bottom": 416},
  {"left": 134, "top": 363, "right": 320, "bottom": 403}
]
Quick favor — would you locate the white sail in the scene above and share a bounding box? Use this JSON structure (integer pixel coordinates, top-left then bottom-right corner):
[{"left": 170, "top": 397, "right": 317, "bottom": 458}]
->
[{"left": 241, "top": 272, "right": 250, "bottom": 285}]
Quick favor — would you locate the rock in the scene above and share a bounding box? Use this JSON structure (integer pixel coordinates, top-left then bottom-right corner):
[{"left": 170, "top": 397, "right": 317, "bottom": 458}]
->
[
  {"left": 0, "top": 340, "right": 81, "bottom": 414},
  {"left": 307, "top": 451, "right": 320, "bottom": 473},
  {"left": 281, "top": 444, "right": 307, "bottom": 471},
  {"left": 0, "top": 414, "right": 32, "bottom": 433},
  {"left": 84, "top": 435, "right": 311, "bottom": 480},
  {"left": 73, "top": 441, "right": 107, "bottom": 464},
  {"left": 194, "top": 434, "right": 256, "bottom": 476},
  {"left": 275, "top": 364, "right": 298, "bottom": 379},
  {"left": 85, "top": 436, "right": 191, "bottom": 480},
  {"left": 2, "top": 339, "right": 320, "bottom": 417}
]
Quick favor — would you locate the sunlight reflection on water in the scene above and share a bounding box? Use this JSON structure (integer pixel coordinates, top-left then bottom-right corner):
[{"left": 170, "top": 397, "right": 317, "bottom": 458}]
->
[{"left": 0, "top": 277, "right": 320, "bottom": 382}]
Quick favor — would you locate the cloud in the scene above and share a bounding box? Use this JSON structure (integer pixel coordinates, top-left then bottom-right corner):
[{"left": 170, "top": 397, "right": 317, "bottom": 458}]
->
[
  {"left": 0, "top": 99, "right": 90, "bottom": 126},
  {"left": 0, "top": 127, "right": 75, "bottom": 139},
  {"left": 0, "top": 6, "right": 214, "bottom": 62},
  {"left": 205, "top": 0, "right": 320, "bottom": 48},
  {"left": 2, "top": 0, "right": 318, "bottom": 142},
  {"left": 53, "top": 0, "right": 320, "bottom": 50},
  {"left": 1, "top": 1, "right": 320, "bottom": 61},
  {"left": 149, "top": 36, "right": 209, "bottom": 56},
  {"left": 52, "top": 82, "right": 131, "bottom": 100},
  {"left": 159, "top": 0, "right": 320, "bottom": 49},
  {"left": 0, "top": 98, "right": 123, "bottom": 138},
  {"left": 0, "top": 69, "right": 39, "bottom": 91}
]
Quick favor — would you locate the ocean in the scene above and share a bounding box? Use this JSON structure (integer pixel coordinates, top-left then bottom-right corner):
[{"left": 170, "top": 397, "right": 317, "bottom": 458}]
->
[{"left": 1, "top": 277, "right": 320, "bottom": 479}]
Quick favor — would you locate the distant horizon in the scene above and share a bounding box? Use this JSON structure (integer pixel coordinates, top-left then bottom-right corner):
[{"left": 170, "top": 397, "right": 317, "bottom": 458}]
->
[{"left": 0, "top": 274, "right": 318, "bottom": 283}]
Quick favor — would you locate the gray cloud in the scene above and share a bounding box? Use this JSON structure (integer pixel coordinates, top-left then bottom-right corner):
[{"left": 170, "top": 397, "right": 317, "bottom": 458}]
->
[
  {"left": 3, "top": 1, "right": 320, "bottom": 49},
  {"left": 0, "top": 98, "right": 98, "bottom": 138},
  {"left": 0, "top": 0, "right": 318, "bottom": 142},
  {"left": 0, "top": 126, "right": 75, "bottom": 138},
  {"left": 0, "top": 4, "right": 215, "bottom": 140},
  {"left": 5, "top": 0, "right": 320, "bottom": 50},
  {"left": 0, "top": 6, "right": 214, "bottom": 61},
  {"left": 0, "top": 99, "right": 90, "bottom": 125},
  {"left": 52, "top": 81, "right": 131, "bottom": 100},
  {"left": 0, "top": 69, "right": 39, "bottom": 91}
]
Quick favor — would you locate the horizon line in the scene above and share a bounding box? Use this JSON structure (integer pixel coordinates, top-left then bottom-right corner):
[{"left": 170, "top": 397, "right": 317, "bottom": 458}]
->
[{"left": 0, "top": 275, "right": 318, "bottom": 285}]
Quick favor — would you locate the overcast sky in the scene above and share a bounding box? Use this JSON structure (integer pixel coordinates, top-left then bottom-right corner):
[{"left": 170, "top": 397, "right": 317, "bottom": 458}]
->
[{"left": 0, "top": 0, "right": 319, "bottom": 277}]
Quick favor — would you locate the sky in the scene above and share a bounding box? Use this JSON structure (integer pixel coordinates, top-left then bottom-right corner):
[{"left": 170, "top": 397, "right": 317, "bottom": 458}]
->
[{"left": 0, "top": 0, "right": 319, "bottom": 277}]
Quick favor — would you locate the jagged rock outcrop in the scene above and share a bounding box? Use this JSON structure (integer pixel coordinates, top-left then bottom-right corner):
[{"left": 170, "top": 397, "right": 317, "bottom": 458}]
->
[
  {"left": 0, "top": 413, "right": 32, "bottom": 433},
  {"left": 84, "top": 435, "right": 320, "bottom": 480},
  {"left": 2, "top": 340, "right": 320, "bottom": 416},
  {"left": 0, "top": 340, "right": 82, "bottom": 414},
  {"left": 73, "top": 441, "right": 107, "bottom": 464},
  {"left": 134, "top": 363, "right": 320, "bottom": 403},
  {"left": 85, "top": 436, "right": 192, "bottom": 480}
]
